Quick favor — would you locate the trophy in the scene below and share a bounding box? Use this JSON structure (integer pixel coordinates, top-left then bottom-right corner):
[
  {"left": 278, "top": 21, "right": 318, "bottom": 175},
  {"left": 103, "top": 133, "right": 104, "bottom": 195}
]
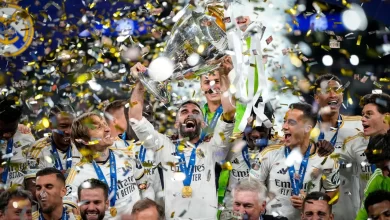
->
[{"left": 137, "top": 4, "right": 228, "bottom": 104}]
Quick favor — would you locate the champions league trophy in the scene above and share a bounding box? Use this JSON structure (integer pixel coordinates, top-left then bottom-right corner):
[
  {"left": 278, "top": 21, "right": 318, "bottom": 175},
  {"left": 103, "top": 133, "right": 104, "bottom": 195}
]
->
[{"left": 136, "top": 4, "right": 228, "bottom": 103}]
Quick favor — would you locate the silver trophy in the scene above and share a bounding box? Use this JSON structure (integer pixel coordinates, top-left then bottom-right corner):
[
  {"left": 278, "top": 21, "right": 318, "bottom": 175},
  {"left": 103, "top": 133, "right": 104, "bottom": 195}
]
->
[{"left": 137, "top": 5, "right": 228, "bottom": 104}]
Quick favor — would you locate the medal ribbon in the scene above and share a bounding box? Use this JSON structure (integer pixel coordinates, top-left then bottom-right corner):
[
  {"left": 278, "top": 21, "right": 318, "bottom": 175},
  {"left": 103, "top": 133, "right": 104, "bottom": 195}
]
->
[
  {"left": 242, "top": 145, "right": 251, "bottom": 168},
  {"left": 202, "top": 104, "right": 223, "bottom": 140},
  {"left": 92, "top": 150, "right": 117, "bottom": 207},
  {"left": 285, "top": 145, "right": 311, "bottom": 195},
  {"left": 1, "top": 139, "right": 13, "bottom": 183},
  {"left": 51, "top": 139, "right": 72, "bottom": 170},
  {"left": 317, "top": 114, "right": 342, "bottom": 147},
  {"left": 122, "top": 132, "right": 129, "bottom": 147},
  {"left": 176, "top": 138, "right": 204, "bottom": 187},
  {"left": 39, "top": 206, "right": 68, "bottom": 220},
  {"left": 122, "top": 132, "right": 146, "bottom": 162}
]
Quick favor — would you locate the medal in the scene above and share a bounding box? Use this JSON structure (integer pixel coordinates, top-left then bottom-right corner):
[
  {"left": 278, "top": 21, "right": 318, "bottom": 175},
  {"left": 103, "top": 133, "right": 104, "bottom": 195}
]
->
[
  {"left": 182, "top": 186, "right": 193, "bottom": 198},
  {"left": 110, "top": 207, "right": 117, "bottom": 217}
]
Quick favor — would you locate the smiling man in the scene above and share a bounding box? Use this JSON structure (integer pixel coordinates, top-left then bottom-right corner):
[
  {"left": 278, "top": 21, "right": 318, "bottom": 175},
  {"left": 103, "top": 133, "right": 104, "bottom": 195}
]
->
[
  {"left": 34, "top": 168, "right": 79, "bottom": 220},
  {"left": 314, "top": 73, "right": 363, "bottom": 219},
  {"left": 301, "top": 192, "right": 334, "bottom": 220},
  {"left": 129, "top": 64, "right": 236, "bottom": 219},
  {"left": 250, "top": 103, "right": 340, "bottom": 219},
  {"left": 78, "top": 179, "right": 109, "bottom": 220},
  {"left": 340, "top": 92, "right": 390, "bottom": 218},
  {"left": 30, "top": 104, "right": 81, "bottom": 174},
  {"left": 0, "top": 189, "right": 33, "bottom": 220},
  {"left": 64, "top": 112, "right": 153, "bottom": 219}
]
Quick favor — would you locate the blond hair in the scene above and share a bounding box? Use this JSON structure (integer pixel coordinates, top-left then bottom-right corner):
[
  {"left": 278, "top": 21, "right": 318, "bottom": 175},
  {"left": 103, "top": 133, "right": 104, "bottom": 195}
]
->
[{"left": 71, "top": 112, "right": 102, "bottom": 151}]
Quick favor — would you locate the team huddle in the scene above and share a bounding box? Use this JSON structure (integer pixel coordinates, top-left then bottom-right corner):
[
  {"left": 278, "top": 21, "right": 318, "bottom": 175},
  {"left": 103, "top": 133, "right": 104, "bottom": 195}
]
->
[{"left": 0, "top": 66, "right": 389, "bottom": 220}]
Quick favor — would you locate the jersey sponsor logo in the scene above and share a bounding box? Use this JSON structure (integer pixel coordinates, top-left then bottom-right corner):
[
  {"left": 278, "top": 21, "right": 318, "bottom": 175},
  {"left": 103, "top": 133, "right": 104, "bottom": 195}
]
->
[
  {"left": 277, "top": 167, "right": 288, "bottom": 174},
  {"left": 275, "top": 179, "right": 316, "bottom": 196},
  {"left": 231, "top": 169, "right": 249, "bottom": 179},
  {"left": 360, "top": 163, "right": 371, "bottom": 173},
  {"left": 170, "top": 164, "right": 205, "bottom": 182},
  {"left": 116, "top": 176, "right": 136, "bottom": 199},
  {"left": 331, "top": 170, "right": 340, "bottom": 185}
]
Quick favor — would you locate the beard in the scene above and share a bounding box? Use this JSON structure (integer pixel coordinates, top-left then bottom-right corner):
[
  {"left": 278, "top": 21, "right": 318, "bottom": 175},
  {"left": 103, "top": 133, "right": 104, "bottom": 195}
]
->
[
  {"left": 40, "top": 204, "right": 55, "bottom": 214},
  {"left": 81, "top": 209, "right": 105, "bottom": 220},
  {"left": 179, "top": 122, "right": 202, "bottom": 140}
]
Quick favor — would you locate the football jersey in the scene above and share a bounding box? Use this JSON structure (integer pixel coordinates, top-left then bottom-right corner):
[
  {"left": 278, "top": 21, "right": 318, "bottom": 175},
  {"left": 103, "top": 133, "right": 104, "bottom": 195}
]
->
[
  {"left": 0, "top": 130, "right": 35, "bottom": 187},
  {"left": 250, "top": 145, "right": 340, "bottom": 220},
  {"left": 315, "top": 115, "right": 363, "bottom": 219},
  {"left": 113, "top": 138, "right": 162, "bottom": 201},
  {"left": 341, "top": 132, "right": 371, "bottom": 214},
  {"left": 30, "top": 137, "right": 81, "bottom": 172},
  {"left": 32, "top": 206, "right": 80, "bottom": 220},
  {"left": 130, "top": 117, "right": 234, "bottom": 220},
  {"left": 64, "top": 149, "right": 152, "bottom": 220}
]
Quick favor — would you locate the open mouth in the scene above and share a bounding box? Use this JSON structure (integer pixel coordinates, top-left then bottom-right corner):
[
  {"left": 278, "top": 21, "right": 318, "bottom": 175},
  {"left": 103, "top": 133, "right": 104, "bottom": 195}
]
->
[
  {"left": 86, "top": 212, "right": 99, "bottom": 220},
  {"left": 183, "top": 119, "right": 196, "bottom": 132},
  {"left": 63, "top": 137, "right": 70, "bottom": 142},
  {"left": 327, "top": 100, "right": 339, "bottom": 108},
  {"left": 363, "top": 124, "right": 370, "bottom": 131},
  {"left": 284, "top": 134, "right": 291, "bottom": 141}
]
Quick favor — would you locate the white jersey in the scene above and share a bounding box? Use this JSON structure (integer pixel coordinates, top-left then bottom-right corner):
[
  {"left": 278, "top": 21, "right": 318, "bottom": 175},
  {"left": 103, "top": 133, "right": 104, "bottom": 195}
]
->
[
  {"left": 315, "top": 115, "right": 363, "bottom": 219},
  {"left": 113, "top": 138, "right": 163, "bottom": 201},
  {"left": 130, "top": 117, "right": 234, "bottom": 220},
  {"left": 250, "top": 145, "right": 340, "bottom": 220},
  {"left": 32, "top": 207, "right": 79, "bottom": 220},
  {"left": 341, "top": 132, "right": 371, "bottom": 213},
  {"left": 30, "top": 137, "right": 81, "bottom": 171},
  {"left": 64, "top": 149, "right": 153, "bottom": 220},
  {"left": 0, "top": 131, "right": 35, "bottom": 187}
]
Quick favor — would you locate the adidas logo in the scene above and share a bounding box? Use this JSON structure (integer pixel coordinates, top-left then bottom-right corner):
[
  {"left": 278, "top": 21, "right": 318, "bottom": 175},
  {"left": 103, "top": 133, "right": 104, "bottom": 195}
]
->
[
  {"left": 360, "top": 152, "right": 366, "bottom": 157},
  {"left": 232, "top": 158, "right": 239, "bottom": 164},
  {"left": 277, "top": 168, "right": 288, "bottom": 174}
]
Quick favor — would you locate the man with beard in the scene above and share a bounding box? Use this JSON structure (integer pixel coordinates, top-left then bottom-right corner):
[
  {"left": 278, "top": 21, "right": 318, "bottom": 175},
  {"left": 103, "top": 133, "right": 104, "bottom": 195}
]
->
[
  {"left": 0, "top": 95, "right": 35, "bottom": 188},
  {"left": 78, "top": 179, "right": 109, "bottom": 220},
  {"left": 30, "top": 104, "right": 81, "bottom": 174},
  {"left": 313, "top": 73, "right": 363, "bottom": 219},
  {"left": 250, "top": 103, "right": 340, "bottom": 219},
  {"left": 341, "top": 92, "right": 390, "bottom": 218},
  {"left": 34, "top": 167, "right": 79, "bottom": 220},
  {"left": 356, "top": 132, "right": 390, "bottom": 219},
  {"left": 65, "top": 112, "right": 153, "bottom": 219},
  {"left": 129, "top": 65, "right": 236, "bottom": 219}
]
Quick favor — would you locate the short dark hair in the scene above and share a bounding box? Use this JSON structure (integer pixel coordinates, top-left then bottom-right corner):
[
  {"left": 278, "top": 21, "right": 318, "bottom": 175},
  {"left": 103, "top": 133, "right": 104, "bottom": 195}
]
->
[
  {"left": 360, "top": 93, "right": 390, "bottom": 114},
  {"left": 36, "top": 167, "right": 66, "bottom": 185},
  {"left": 78, "top": 179, "right": 109, "bottom": 201},
  {"left": 0, "top": 96, "right": 23, "bottom": 123},
  {"left": 314, "top": 73, "right": 342, "bottom": 94},
  {"left": 49, "top": 103, "right": 76, "bottom": 120},
  {"left": 178, "top": 100, "right": 203, "bottom": 117},
  {"left": 303, "top": 191, "right": 332, "bottom": 213},
  {"left": 0, "top": 189, "right": 33, "bottom": 213},
  {"left": 364, "top": 190, "right": 390, "bottom": 212},
  {"left": 131, "top": 198, "right": 165, "bottom": 220},
  {"left": 289, "top": 102, "right": 317, "bottom": 127},
  {"left": 365, "top": 132, "right": 390, "bottom": 164}
]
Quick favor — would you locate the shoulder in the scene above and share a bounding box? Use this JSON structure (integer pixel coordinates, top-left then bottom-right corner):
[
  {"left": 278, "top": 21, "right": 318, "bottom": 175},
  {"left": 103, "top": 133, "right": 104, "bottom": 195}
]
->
[
  {"left": 66, "top": 161, "right": 89, "bottom": 184},
  {"left": 343, "top": 132, "right": 368, "bottom": 144},
  {"left": 259, "top": 144, "right": 284, "bottom": 157},
  {"left": 31, "top": 137, "right": 51, "bottom": 158},
  {"left": 342, "top": 115, "right": 362, "bottom": 121}
]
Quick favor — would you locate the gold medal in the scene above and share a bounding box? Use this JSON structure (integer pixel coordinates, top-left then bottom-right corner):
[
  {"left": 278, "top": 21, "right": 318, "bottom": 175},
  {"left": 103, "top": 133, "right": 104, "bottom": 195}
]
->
[
  {"left": 182, "top": 186, "right": 193, "bottom": 198},
  {"left": 110, "top": 207, "right": 117, "bottom": 217}
]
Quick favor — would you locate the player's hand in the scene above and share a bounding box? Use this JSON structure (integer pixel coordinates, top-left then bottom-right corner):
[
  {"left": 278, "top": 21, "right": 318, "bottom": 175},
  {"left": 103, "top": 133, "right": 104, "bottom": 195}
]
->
[
  {"left": 18, "top": 124, "right": 31, "bottom": 134},
  {"left": 290, "top": 190, "right": 306, "bottom": 210},
  {"left": 130, "top": 62, "right": 147, "bottom": 78},
  {"left": 316, "top": 140, "right": 335, "bottom": 157}
]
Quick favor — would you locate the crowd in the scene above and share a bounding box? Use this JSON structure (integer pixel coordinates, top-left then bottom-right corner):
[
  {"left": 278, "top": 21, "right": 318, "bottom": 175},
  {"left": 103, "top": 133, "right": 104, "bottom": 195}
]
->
[{"left": 0, "top": 63, "right": 389, "bottom": 220}]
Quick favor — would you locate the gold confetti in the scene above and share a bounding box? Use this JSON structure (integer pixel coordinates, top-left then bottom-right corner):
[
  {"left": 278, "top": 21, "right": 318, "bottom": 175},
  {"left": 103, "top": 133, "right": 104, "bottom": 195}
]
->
[
  {"left": 372, "top": 149, "right": 382, "bottom": 155},
  {"left": 379, "top": 78, "right": 390, "bottom": 82},
  {"left": 221, "top": 161, "right": 233, "bottom": 170},
  {"left": 373, "top": 81, "right": 383, "bottom": 88},
  {"left": 357, "top": 35, "right": 362, "bottom": 45}
]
